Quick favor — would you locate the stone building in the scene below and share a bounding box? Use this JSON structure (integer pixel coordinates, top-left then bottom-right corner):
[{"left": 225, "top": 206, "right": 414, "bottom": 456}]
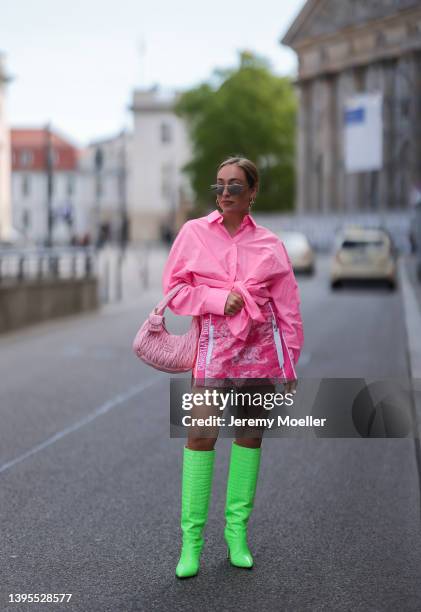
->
[{"left": 282, "top": 0, "right": 421, "bottom": 215}]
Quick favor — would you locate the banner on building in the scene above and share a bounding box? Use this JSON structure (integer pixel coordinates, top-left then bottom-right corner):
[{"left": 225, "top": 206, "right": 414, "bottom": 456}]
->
[{"left": 344, "top": 92, "right": 383, "bottom": 173}]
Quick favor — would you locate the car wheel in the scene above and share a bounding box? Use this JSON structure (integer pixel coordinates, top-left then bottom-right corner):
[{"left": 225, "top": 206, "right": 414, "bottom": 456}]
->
[{"left": 331, "top": 280, "right": 342, "bottom": 290}]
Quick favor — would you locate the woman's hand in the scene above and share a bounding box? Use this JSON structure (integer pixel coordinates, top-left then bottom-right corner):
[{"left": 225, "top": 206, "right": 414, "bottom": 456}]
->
[{"left": 224, "top": 292, "right": 245, "bottom": 316}]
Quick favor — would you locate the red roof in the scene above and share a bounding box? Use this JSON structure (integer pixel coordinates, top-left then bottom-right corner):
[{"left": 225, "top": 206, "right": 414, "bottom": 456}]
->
[{"left": 11, "top": 128, "right": 80, "bottom": 171}]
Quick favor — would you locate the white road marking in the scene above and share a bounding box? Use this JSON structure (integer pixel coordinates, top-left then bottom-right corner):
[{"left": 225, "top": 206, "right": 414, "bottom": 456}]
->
[{"left": 0, "top": 377, "right": 160, "bottom": 475}]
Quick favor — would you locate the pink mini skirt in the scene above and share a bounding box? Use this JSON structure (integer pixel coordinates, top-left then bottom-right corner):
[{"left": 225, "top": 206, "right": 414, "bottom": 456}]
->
[{"left": 191, "top": 300, "right": 296, "bottom": 388}]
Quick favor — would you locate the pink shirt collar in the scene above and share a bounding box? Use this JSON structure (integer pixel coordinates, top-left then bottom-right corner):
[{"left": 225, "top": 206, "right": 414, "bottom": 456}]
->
[{"left": 206, "top": 209, "right": 257, "bottom": 229}]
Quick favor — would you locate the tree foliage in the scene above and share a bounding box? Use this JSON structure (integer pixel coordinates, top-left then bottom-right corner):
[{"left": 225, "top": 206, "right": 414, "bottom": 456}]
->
[{"left": 175, "top": 51, "right": 297, "bottom": 213}]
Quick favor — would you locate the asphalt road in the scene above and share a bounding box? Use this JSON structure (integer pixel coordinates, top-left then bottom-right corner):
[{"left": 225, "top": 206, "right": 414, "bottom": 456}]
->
[{"left": 1, "top": 255, "right": 420, "bottom": 612}]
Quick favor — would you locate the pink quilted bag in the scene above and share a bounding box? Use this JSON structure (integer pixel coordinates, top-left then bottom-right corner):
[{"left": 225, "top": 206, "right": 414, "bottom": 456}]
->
[{"left": 132, "top": 283, "right": 201, "bottom": 373}]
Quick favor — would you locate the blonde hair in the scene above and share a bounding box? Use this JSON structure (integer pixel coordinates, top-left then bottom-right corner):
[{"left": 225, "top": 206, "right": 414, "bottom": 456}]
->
[{"left": 217, "top": 156, "right": 259, "bottom": 191}]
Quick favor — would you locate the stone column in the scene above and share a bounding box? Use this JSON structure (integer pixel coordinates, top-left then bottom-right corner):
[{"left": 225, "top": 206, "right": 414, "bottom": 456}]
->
[
  {"left": 308, "top": 78, "right": 324, "bottom": 214},
  {"left": 407, "top": 51, "right": 421, "bottom": 207},
  {"left": 393, "top": 54, "right": 412, "bottom": 210},
  {"left": 319, "top": 74, "right": 338, "bottom": 213},
  {"left": 335, "top": 68, "right": 357, "bottom": 214},
  {"left": 365, "top": 59, "right": 395, "bottom": 214},
  {"left": 363, "top": 61, "right": 391, "bottom": 213},
  {"left": 296, "top": 81, "right": 311, "bottom": 214}
]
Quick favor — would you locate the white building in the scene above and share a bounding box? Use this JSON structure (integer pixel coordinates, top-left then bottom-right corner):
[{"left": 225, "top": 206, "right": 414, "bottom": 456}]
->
[
  {"left": 0, "top": 53, "right": 12, "bottom": 241},
  {"left": 11, "top": 127, "right": 133, "bottom": 247},
  {"left": 10, "top": 86, "right": 194, "bottom": 246},
  {"left": 11, "top": 127, "right": 79, "bottom": 245},
  {"left": 77, "top": 129, "right": 132, "bottom": 246},
  {"left": 129, "top": 86, "right": 193, "bottom": 242}
]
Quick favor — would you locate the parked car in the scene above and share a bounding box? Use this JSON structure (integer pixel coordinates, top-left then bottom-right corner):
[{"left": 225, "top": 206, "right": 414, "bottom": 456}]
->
[
  {"left": 277, "top": 231, "right": 315, "bottom": 275},
  {"left": 330, "top": 226, "right": 397, "bottom": 289}
]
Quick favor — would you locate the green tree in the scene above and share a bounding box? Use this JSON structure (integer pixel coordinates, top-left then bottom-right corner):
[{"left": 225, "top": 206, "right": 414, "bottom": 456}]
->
[{"left": 175, "top": 50, "right": 297, "bottom": 214}]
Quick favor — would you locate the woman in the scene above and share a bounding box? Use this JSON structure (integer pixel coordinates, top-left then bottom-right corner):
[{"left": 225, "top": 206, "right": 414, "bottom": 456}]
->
[{"left": 162, "top": 156, "right": 304, "bottom": 578}]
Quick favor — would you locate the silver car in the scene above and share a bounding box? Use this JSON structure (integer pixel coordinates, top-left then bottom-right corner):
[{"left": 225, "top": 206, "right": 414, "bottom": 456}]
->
[
  {"left": 330, "top": 226, "right": 397, "bottom": 290},
  {"left": 278, "top": 231, "right": 315, "bottom": 275}
]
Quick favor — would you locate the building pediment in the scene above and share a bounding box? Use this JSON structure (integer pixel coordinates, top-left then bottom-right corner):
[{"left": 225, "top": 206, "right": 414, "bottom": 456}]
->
[{"left": 282, "top": 0, "right": 421, "bottom": 48}]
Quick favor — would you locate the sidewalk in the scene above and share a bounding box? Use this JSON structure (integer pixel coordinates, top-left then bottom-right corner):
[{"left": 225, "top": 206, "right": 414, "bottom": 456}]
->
[
  {"left": 405, "top": 255, "right": 421, "bottom": 314},
  {"left": 96, "top": 243, "right": 170, "bottom": 304},
  {"left": 400, "top": 255, "right": 421, "bottom": 379},
  {"left": 399, "top": 255, "right": 421, "bottom": 444}
]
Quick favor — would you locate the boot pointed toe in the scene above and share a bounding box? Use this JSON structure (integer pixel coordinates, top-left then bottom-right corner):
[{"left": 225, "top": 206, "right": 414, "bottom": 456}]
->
[
  {"left": 224, "top": 443, "right": 261, "bottom": 570},
  {"left": 176, "top": 556, "right": 200, "bottom": 578},
  {"left": 225, "top": 537, "right": 254, "bottom": 568}
]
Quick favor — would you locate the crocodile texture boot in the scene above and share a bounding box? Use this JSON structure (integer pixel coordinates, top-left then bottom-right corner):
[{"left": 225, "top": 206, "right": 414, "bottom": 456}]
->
[
  {"left": 175, "top": 446, "right": 216, "bottom": 578},
  {"left": 224, "top": 442, "right": 261, "bottom": 568}
]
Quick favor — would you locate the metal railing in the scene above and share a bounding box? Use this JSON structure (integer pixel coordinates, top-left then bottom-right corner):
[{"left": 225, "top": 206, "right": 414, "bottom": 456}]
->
[{"left": 0, "top": 246, "right": 97, "bottom": 283}]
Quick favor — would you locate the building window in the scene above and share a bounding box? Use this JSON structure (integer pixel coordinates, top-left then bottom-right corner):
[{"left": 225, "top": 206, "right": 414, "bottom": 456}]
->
[
  {"left": 22, "top": 209, "right": 31, "bottom": 230},
  {"left": 20, "top": 149, "right": 33, "bottom": 167},
  {"left": 22, "top": 174, "right": 31, "bottom": 197},
  {"left": 67, "top": 174, "right": 74, "bottom": 196},
  {"left": 118, "top": 173, "right": 125, "bottom": 199},
  {"left": 47, "top": 176, "right": 55, "bottom": 197},
  {"left": 52, "top": 149, "right": 60, "bottom": 166},
  {"left": 96, "top": 177, "right": 103, "bottom": 199},
  {"left": 401, "top": 98, "right": 410, "bottom": 118},
  {"left": 161, "top": 122, "right": 172, "bottom": 144},
  {"left": 95, "top": 148, "right": 104, "bottom": 170},
  {"left": 161, "top": 163, "right": 173, "bottom": 199}
]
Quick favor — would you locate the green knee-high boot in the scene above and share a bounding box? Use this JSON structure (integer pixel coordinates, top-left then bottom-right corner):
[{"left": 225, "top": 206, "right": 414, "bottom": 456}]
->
[
  {"left": 224, "top": 442, "right": 262, "bottom": 568},
  {"left": 175, "top": 446, "right": 216, "bottom": 578}
]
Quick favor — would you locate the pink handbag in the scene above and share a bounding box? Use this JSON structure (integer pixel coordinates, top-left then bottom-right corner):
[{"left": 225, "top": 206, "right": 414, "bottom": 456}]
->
[{"left": 132, "top": 283, "right": 201, "bottom": 373}]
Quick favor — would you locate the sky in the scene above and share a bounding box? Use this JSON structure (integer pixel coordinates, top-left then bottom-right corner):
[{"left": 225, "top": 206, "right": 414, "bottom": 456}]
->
[{"left": 1, "top": 0, "right": 304, "bottom": 147}]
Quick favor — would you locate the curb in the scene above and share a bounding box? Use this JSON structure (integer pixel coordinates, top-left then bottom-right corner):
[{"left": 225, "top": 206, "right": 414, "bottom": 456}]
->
[
  {"left": 399, "top": 257, "right": 421, "bottom": 379},
  {"left": 399, "top": 257, "right": 421, "bottom": 443}
]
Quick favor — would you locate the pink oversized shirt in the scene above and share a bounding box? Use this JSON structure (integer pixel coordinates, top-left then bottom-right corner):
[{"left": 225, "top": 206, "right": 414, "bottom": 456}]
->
[{"left": 162, "top": 209, "right": 304, "bottom": 364}]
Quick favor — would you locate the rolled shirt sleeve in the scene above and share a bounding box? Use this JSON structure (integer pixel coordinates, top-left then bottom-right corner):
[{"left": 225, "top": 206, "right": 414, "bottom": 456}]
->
[{"left": 162, "top": 222, "right": 230, "bottom": 316}]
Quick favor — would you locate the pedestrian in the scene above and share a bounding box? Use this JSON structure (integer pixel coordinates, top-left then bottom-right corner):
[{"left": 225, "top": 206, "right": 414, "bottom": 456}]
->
[{"left": 162, "top": 156, "right": 304, "bottom": 578}]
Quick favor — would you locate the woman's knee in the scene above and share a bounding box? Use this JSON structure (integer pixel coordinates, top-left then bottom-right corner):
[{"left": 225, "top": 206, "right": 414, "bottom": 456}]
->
[
  {"left": 186, "top": 437, "right": 217, "bottom": 451},
  {"left": 234, "top": 437, "right": 262, "bottom": 449}
]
